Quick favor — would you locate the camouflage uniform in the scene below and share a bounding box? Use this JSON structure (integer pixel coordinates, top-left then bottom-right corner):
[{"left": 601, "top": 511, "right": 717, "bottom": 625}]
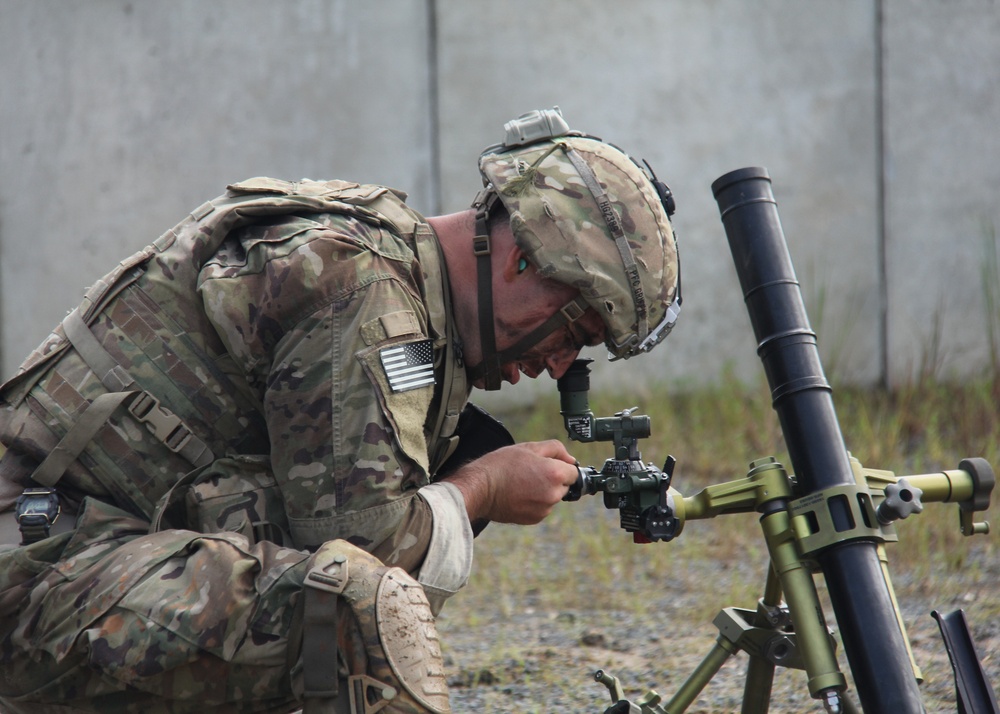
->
[{"left": 0, "top": 178, "right": 470, "bottom": 713}]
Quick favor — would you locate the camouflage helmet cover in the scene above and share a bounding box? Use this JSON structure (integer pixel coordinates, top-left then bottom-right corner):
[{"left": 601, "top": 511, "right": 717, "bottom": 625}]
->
[{"left": 478, "top": 109, "right": 681, "bottom": 359}]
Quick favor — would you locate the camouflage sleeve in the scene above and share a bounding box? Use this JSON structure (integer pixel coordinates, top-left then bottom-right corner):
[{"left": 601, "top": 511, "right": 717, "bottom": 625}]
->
[
  {"left": 199, "top": 215, "right": 455, "bottom": 577},
  {"left": 366, "top": 483, "right": 473, "bottom": 614},
  {"left": 368, "top": 490, "right": 434, "bottom": 572}
]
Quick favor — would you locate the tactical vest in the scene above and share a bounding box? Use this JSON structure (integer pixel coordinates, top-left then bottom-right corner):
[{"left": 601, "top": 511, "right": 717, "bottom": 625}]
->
[{"left": 0, "top": 178, "right": 466, "bottom": 529}]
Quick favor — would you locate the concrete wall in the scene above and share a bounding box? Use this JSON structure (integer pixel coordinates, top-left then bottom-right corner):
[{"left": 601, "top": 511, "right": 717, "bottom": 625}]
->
[
  {"left": 883, "top": 0, "right": 1000, "bottom": 381},
  {"left": 2, "top": 1, "right": 998, "bottom": 400}
]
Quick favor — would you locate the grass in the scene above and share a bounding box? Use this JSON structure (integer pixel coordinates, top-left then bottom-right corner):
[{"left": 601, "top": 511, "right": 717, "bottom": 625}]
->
[{"left": 439, "top": 373, "right": 1000, "bottom": 712}]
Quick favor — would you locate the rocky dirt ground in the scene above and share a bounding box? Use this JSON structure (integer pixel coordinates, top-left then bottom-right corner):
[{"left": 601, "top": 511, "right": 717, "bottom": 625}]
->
[
  {"left": 439, "top": 595, "right": 998, "bottom": 713},
  {"left": 435, "top": 520, "right": 999, "bottom": 714}
]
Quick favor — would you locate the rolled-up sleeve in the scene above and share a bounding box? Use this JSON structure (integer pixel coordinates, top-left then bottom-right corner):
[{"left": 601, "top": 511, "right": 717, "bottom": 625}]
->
[{"left": 415, "top": 481, "right": 474, "bottom": 614}]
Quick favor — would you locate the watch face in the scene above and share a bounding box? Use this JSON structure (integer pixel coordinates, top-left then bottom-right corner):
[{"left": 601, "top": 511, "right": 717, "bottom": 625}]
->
[
  {"left": 17, "top": 491, "right": 59, "bottom": 521},
  {"left": 21, "top": 496, "right": 55, "bottom": 515}
]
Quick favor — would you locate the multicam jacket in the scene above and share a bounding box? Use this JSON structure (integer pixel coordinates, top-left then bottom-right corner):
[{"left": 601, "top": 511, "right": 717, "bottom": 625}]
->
[{"left": 0, "top": 177, "right": 474, "bottom": 610}]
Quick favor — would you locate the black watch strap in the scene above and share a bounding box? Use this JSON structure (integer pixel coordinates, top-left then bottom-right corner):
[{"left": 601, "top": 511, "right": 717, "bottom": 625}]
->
[{"left": 18, "top": 514, "right": 52, "bottom": 545}]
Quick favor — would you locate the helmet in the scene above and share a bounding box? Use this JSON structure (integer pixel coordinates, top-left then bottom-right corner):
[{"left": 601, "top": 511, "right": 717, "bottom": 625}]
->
[{"left": 476, "top": 107, "right": 681, "bottom": 362}]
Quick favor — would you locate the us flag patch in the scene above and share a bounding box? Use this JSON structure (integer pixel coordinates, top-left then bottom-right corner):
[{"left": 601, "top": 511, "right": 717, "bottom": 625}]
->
[{"left": 380, "top": 340, "right": 436, "bottom": 393}]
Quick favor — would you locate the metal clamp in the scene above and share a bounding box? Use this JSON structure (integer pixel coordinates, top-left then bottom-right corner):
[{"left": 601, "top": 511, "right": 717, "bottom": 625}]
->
[{"left": 789, "top": 482, "right": 892, "bottom": 556}]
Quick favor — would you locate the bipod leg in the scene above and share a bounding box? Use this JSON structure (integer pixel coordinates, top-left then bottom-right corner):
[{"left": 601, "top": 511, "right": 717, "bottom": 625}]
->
[
  {"left": 662, "top": 636, "right": 740, "bottom": 714},
  {"left": 741, "top": 563, "right": 784, "bottom": 714},
  {"left": 759, "top": 498, "right": 848, "bottom": 707}
]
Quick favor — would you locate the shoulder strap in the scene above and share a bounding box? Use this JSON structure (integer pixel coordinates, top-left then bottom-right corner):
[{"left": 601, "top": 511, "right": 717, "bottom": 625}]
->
[
  {"left": 61, "top": 307, "right": 213, "bottom": 465},
  {"left": 26, "top": 307, "right": 214, "bottom": 513}
]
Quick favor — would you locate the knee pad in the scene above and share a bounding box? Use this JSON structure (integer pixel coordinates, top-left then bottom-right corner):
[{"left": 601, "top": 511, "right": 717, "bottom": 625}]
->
[{"left": 303, "top": 540, "right": 450, "bottom": 714}]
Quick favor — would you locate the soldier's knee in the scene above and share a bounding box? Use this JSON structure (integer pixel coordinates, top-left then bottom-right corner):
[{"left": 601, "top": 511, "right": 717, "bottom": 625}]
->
[{"left": 299, "top": 540, "right": 450, "bottom": 714}]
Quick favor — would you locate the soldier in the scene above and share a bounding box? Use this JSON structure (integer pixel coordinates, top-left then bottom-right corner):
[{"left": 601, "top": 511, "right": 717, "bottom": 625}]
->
[{"left": 0, "top": 108, "right": 679, "bottom": 713}]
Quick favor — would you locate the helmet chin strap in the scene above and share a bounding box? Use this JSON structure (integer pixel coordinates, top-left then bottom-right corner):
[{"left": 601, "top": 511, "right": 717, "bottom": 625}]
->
[
  {"left": 468, "top": 189, "right": 588, "bottom": 390},
  {"left": 466, "top": 295, "right": 588, "bottom": 387},
  {"left": 470, "top": 189, "right": 504, "bottom": 390}
]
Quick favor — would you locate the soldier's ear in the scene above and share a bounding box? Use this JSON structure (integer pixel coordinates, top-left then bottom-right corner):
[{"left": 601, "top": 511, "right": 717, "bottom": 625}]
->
[{"left": 502, "top": 246, "right": 529, "bottom": 281}]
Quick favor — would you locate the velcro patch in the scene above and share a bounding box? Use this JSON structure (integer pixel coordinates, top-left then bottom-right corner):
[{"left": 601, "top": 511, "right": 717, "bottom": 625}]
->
[{"left": 379, "top": 340, "right": 435, "bottom": 393}]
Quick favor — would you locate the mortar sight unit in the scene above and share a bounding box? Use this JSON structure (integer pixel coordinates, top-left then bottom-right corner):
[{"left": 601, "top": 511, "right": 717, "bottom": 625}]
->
[{"left": 558, "top": 358, "right": 679, "bottom": 543}]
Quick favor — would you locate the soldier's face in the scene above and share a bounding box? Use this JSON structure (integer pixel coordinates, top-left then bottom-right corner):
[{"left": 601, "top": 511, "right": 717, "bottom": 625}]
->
[
  {"left": 457, "top": 211, "right": 606, "bottom": 389},
  {"left": 485, "top": 292, "right": 606, "bottom": 387},
  {"left": 506, "top": 309, "right": 606, "bottom": 383}
]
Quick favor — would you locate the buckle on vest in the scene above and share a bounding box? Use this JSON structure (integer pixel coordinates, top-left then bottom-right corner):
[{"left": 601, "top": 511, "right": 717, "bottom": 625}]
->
[{"left": 128, "top": 392, "right": 194, "bottom": 454}]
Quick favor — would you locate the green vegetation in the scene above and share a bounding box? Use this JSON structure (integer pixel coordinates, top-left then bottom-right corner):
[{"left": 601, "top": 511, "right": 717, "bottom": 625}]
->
[{"left": 463, "top": 375, "right": 998, "bottom": 613}]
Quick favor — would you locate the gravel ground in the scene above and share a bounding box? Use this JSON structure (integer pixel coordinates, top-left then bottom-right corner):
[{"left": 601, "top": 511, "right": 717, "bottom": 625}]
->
[
  {"left": 435, "top": 525, "right": 1000, "bottom": 714},
  {"left": 440, "top": 603, "right": 998, "bottom": 713}
]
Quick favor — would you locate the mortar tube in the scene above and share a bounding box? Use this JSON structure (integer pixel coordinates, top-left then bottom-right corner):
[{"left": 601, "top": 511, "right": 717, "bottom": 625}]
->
[{"left": 712, "top": 167, "right": 924, "bottom": 713}]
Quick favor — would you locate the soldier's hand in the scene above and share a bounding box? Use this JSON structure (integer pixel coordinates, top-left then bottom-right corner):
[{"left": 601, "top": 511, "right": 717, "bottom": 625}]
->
[{"left": 444, "top": 440, "right": 579, "bottom": 525}]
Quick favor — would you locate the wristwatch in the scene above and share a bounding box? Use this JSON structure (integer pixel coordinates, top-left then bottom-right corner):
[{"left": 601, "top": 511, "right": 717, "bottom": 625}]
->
[{"left": 15, "top": 487, "right": 61, "bottom": 545}]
